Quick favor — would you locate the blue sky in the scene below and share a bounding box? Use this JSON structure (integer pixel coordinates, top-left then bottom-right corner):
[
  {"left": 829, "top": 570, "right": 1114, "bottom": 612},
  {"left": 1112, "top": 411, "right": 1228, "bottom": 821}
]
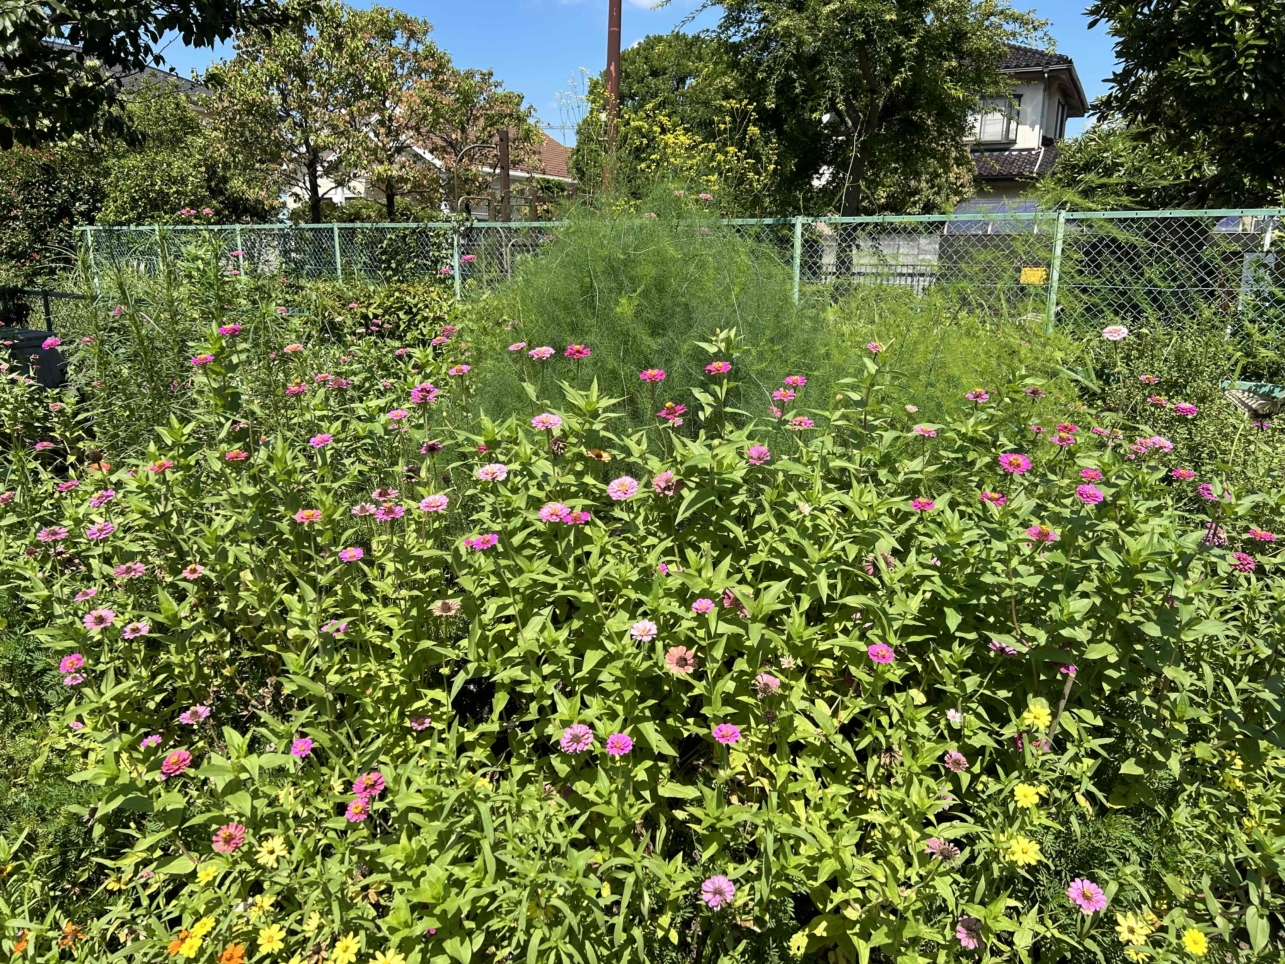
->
[{"left": 163, "top": 0, "right": 1117, "bottom": 143}]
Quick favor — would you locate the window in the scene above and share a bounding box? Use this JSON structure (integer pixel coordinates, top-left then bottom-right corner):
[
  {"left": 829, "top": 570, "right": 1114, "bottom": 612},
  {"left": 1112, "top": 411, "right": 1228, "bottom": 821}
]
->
[
  {"left": 968, "top": 95, "right": 1021, "bottom": 144},
  {"left": 1054, "top": 100, "right": 1068, "bottom": 140}
]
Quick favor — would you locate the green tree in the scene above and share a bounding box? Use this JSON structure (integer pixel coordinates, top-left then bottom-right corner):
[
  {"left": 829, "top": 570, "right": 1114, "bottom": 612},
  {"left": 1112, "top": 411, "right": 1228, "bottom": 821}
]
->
[
  {"left": 1088, "top": 0, "right": 1285, "bottom": 205},
  {"left": 0, "top": 0, "right": 295, "bottom": 149},
  {"left": 1036, "top": 119, "right": 1217, "bottom": 211},
  {"left": 0, "top": 142, "right": 101, "bottom": 285},
  {"left": 97, "top": 81, "right": 278, "bottom": 224},
  {"left": 707, "top": 0, "right": 1046, "bottom": 214}
]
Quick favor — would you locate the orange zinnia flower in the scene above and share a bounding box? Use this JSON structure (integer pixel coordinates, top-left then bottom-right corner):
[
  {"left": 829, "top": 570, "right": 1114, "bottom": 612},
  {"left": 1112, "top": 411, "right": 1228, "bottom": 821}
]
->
[
  {"left": 218, "top": 943, "right": 247, "bottom": 964},
  {"left": 168, "top": 930, "right": 192, "bottom": 957}
]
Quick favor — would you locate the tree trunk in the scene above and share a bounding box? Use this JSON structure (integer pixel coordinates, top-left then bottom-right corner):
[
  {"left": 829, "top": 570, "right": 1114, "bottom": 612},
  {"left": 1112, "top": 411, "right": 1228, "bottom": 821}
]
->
[
  {"left": 305, "top": 151, "right": 323, "bottom": 224},
  {"left": 384, "top": 181, "right": 396, "bottom": 219}
]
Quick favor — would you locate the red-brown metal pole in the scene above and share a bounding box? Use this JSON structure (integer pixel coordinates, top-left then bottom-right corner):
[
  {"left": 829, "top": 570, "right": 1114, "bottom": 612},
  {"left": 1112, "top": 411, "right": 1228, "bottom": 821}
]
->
[{"left": 604, "top": 0, "right": 622, "bottom": 187}]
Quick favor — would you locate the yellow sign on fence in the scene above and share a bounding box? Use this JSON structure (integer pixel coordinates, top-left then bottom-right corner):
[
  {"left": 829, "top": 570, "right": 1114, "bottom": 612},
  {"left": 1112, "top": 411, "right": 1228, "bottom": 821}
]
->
[{"left": 1020, "top": 266, "right": 1049, "bottom": 285}]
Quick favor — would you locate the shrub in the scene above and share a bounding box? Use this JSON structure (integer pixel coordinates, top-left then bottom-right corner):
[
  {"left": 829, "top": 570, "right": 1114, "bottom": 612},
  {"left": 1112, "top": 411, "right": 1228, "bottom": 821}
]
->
[{"left": 1, "top": 309, "right": 1283, "bottom": 964}]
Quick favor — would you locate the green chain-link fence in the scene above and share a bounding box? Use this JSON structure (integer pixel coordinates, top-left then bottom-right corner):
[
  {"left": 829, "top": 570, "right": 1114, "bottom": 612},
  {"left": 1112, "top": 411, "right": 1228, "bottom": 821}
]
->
[{"left": 81, "top": 209, "right": 1285, "bottom": 331}]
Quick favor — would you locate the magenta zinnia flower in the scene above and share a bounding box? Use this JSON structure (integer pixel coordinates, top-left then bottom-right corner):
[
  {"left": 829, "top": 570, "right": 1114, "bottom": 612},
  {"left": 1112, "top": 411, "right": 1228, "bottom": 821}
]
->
[
  {"left": 89, "top": 490, "right": 115, "bottom": 508},
  {"left": 787, "top": 416, "right": 814, "bottom": 430},
  {"left": 911, "top": 498, "right": 935, "bottom": 512},
  {"left": 999, "top": 453, "right": 1031, "bottom": 474},
  {"left": 1171, "top": 468, "right": 1195, "bottom": 480},
  {"left": 59, "top": 653, "right": 85, "bottom": 674},
  {"left": 1066, "top": 879, "right": 1107, "bottom": 914},
  {"left": 1173, "top": 402, "right": 1197, "bottom": 417},
  {"left": 85, "top": 521, "right": 116, "bottom": 541},
  {"left": 310, "top": 433, "right": 333, "bottom": 447},
  {"left": 746, "top": 445, "right": 771, "bottom": 466},
  {"left": 345, "top": 796, "right": 372, "bottom": 822},
  {"left": 1232, "top": 552, "right": 1257, "bottom": 573},
  {"left": 338, "top": 547, "right": 364, "bottom": 562},
  {"left": 700, "top": 875, "right": 735, "bottom": 909},
  {"left": 705, "top": 360, "right": 731, "bottom": 375},
  {"left": 1075, "top": 484, "right": 1104, "bottom": 505},
  {"left": 606, "top": 733, "right": 633, "bottom": 756},
  {"left": 463, "top": 533, "right": 499, "bottom": 551},
  {"left": 212, "top": 822, "right": 247, "bottom": 854},
  {"left": 980, "top": 490, "right": 1007, "bottom": 506},
  {"left": 783, "top": 374, "right": 807, "bottom": 387},
  {"left": 352, "top": 771, "right": 385, "bottom": 796},
  {"left": 639, "top": 368, "right": 666, "bottom": 382},
  {"left": 1025, "top": 524, "right": 1058, "bottom": 543},
  {"left": 290, "top": 737, "right": 313, "bottom": 758},
  {"left": 1080, "top": 468, "right": 1103, "bottom": 482},
  {"left": 913, "top": 425, "right": 937, "bottom": 438},
  {"left": 1248, "top": 528, "right": 1277, "bottom": 542},
  {"left": 712, "top": 723, "right": 741, "bottom": 745},
  {"left": 607, "top": 476, "right": 639, "bottom": 501},
  {"left": 867, "top": 642, "right": 895, "bottom": 664},
  {"left": 564, "top": 344, "right": 591, "bottom": 359},
  {"left": 559, "top": 723, "right": 594, "bottom": 754}
]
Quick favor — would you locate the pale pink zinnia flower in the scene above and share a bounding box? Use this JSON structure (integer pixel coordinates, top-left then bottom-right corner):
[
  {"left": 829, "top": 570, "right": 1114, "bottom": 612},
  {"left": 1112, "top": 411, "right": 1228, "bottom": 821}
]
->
[
  {"left": 531, "top": 413, "right": 562, "bottom": 431},
  {"left": 607, "top": 476, "right": 638, "bottom": 501},
  {"left": 1101, "top": 325, "right": 1129, "bottom": 341},
  {"left": 122, "top": 621, "right": 150, "bottom": 639},
  {"left": 652, "top": 471, "right": 678, "bottom": 495},
  {"left": 83, "top": 608, "right": 116, "bottom": 630},
  {"left": 700, "top": 875, "right": 735, "bottom": 909},
  {"left": 529, "top": 346, "right": 554, "bottom": 360},
  {"left": 539, "top": 502, "right": 570, "bottom": 522},
  {"left": 294, "top": 508, "right": 322, "bottom": 524},
  {"left": 753, "top": 672, "right": 780, "bottom": 697},
  {"left": 910, "top": 498, "right": 934, "bottom": 512},
  {"left": 691, "top": 598, "right": 714, "bottom": 614},
  {"left": 476, "top": 463, "right": 509, "bottom": 482},
  {"left": 943, "top": 750, "right": 968, "bottom": 772},
  {"left": 419, "top": 494, "right": 449, "bottom": 513},
  {"left": 956, "top": 917, "right": 982, "bottom": 949},
  {"left": 115, "top": 562, "right": 146, "bottom": 579},
  {"left": 630, "top": 619, "right": 658, "bottom": 642},
  {"left": 180, "top": 564, "right": 205, "bottom": 580},
  {"left": 746, "top": 445, "right": 771, "bottom": 466},
  {"left": 559, "top": 723, "right": 594, "bottom": 754},
  {"left": 179, "top": 705, "right": 211, "bottom": 725},
  {"left": 665, "top": 646, "right": 697, "bottom": 674}
]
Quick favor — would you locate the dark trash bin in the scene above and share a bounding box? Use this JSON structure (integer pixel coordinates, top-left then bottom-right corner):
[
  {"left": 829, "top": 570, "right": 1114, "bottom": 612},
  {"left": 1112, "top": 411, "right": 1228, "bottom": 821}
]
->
[{"left": 2, "top": 328, "right": 67, "bottom": 389}]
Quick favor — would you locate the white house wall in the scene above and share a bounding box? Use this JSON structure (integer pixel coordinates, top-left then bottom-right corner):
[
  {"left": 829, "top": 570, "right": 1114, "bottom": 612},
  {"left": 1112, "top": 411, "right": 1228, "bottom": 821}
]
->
[{"left": 1010, "top": 81, "right": 1047, "bottom": 149}]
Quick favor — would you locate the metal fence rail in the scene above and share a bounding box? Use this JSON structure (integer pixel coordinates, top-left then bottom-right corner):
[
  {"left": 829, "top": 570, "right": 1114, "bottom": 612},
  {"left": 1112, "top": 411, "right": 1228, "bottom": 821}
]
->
[{"left": 81, "top": 209, "right": 1285, "bottom": 330}]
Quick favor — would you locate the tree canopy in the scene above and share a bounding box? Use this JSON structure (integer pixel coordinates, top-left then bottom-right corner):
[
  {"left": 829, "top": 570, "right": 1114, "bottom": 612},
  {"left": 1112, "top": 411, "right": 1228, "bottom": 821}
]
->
[{"left": 0, "top": 0, "right": 295, "bottom": 148}]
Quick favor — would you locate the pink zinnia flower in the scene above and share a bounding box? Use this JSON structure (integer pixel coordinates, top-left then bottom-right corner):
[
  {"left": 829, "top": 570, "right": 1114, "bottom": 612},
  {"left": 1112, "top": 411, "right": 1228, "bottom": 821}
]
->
[
  {"left": 410, "top": 382, "right": 439, "bottom": 404},
  {"left": 867, "top": 642, "right": 895, "bottom": 664},
  {"left": 42, "top": 335, "right": 61, "bottom": 349},
  {"left": 665, "top": 646, "right": 698, "bottom": 674},
  {"left": 1050, "top": 431, "right": 1076, "bottom": 447},
  {"left": 74, "top": 588, "right": 98, "bottom": 602},
  {"left": 1066, "top": 879, "right": 1107, "bottom": 914},
  {"left": 122, "top": 621, "right": 149, "bottom": 639},
  {"left": 1147, "top": 395, "right": 1168, "bottom": 406},
  {"left": 294, "top": 508, "right": 322, "bottom": 524},
  {"left": 219, "top": 324, "right": 241, "bottom": 336},
  {"left": 476, "top": 463, "right": 509, "bottom": 482},
  {"left": 89, "top": 490, "right": 115, "bottom": 508},
  {"left": 630, "top": 619, "right": 658, "bottom": 642},
  {"left": 913, "top": 425, "right": 937, "bottom": 438},
  {"left": 352, "top": 502, "right": 377, "bottom": 517},
  {"left": 772, "top": 388, "right": 795, "bottom": 402},
  {"left": 564, "top": 344, "right": 591, "bottom": 359},
  {"left": 910, "top": 498, "right": 934, "bottom": 512},
  {"left": 1173, "top": 402, "right": 1198, "bottom": 417},
  {"left": 866, "top": 342, "right": 884, "bottom": 353},
  {"left": 309, "top": 433, "right": 333, "bottom": 447},
  {"left": 701, "top": 875, "right": 735, "bottom": 909},
  {"left": 83, "top": 608, "right": 116, "bottom": 630},
  {"left": 753, "top": 672, "right": 780, "bottom": 697},
  {"left": 140, "top": 734, "right": 162, "bottom": 749},
  {"left": 1248, "top": 528, "right": 1277, "bottom": 542},
  {"left": 943, "top": 750, "right": 968, "bottom": 772},
  {"left": 338, "top": 547, "right": 364, "bottom": 562},
  {"left": 387, "top": 409, "right": 409, "bottom": 423},
  {"left": 691, "top": 598, "right": 714, "bottom": 614},
  {"left": 37, "top": 526, "right": 68, "bottom": 542},
  {"left": 181, "top": 564, "right": 205, "bottom": 580},
  {"left": 448, "top": 365, "right": 470, "bottom": 376},
  {"left": 965, "top": 389, "right": 989, "bottom": 402},
  {"left": 998, "top": 453, "right": 1031, "bottom": 474},
  {"left": 179, "top": 705, "right": 211, "bottom": 725},
  {"left": 85, "top": 522, "right": 116, "bottom": 540},
  {"left": 59, "top": 653, "right": 85, "bottom": 674},
  {"left": 607, "top": 476, "right": 639, "bottom": 501},
  {"left": 956, "top": 917, "right": 982, "bottom": 950},
  {"left": 783, "top": 375, "right": 807, "bottom": 387},
  {"left": 410, "top": 715, "right": 431, "bottom": 730},
  {"left": 639, "top": 368, "right": 666, "bottom": 382},
  {"left": 464, "top": 533, "right": 499, "bottom": 551},
  {"left": 1080, "top": 468, "right": 1103, "bottom": 482},
  {"left": 1075, "top": 484, "right": 1104, "bottom": 505},
  {"left": 374, "top": 503, "right": 404, "bottom": 521},
  {"left": 419, "top": 494, "right": 449, "bottom": 513},
  {"left": 1171, "top": 468, "right": 1195, "bottom": 480},
  {"left": 787, "top": 416, "right": 814, "bottom": 430},
  {"left": 345, "top": 796, "right": 372, "bottom": 822},
  {"left": 291, "top": 737, "right": 313, "bottom": 758},
  {"left": 1101, "top": 325, "right": 1129, "bottom": 341},
  {"left": 980, "top": 490, "right": 1007, "bottom": 506},
  {"left": 529, "top": 346, "right": 554, "bottom": 360},
  {"left": 225, "top": 449, "right": 249, "bottom": 461},
  {"left": 190, "top": 353, "right": 214, "bottom": 366},
  {"left": 1232, "top": 552, "right": 1257, "bottom": 573},
  {"left": 652, "top": 471, "right": 678, "bottom": 495},
  {"left": 531, "top": 413, "right": 562, "bottom": 431},
  {"left": 212, "top": 822, "right": 247, "bottom": 854},
  {"left": 606, "top": 733, "right": 633, "bottom": 756},
  {"left": 509, "top": 342, "right": 527, "bottom": 351},
  {"left": 559, "top": 723, "right": 594, "bottom": 754},
  {"left": 746, "top": 445, "right": 771, "bottom": 466},
  {"left": 1026, "top": 524, "right": 1058, "bottom": 543},
  {"left": 160, "top": 749, "right": 192, "bottom": 778},
  {"left": 712, "top": 723, "right": 741, "bottom": 745},
  {"left": 705, "top": 361, "right": 731, "bottom": 375},
  {"left": 62, "top": 673, "right": 85, "bottom": 686},
  {"left": 352, "top": 771, "right": 385, "bottom": 796},
  {"left": 539, "top": 502, "right": 570, "bottom": 523},
  {"left": 115, "top": 562, "right": 146, "bottom": 579}
]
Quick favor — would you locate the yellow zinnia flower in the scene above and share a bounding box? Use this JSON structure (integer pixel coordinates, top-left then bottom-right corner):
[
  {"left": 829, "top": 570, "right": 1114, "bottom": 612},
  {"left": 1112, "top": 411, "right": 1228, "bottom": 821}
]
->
[
  {"left": 191, "top": 918, "right": 216, "bottom": 938},
  {"left": 179, "top": 934, "right": 203, "bottom": 958},
  {"left": 256, "top": 836, "right": 289, "bottom": 869},
  {"left": 1013, "top": 783, "right": 1044, "bottom": 808},
  {"left": 331, "top": 933, "right": 360, "bottom": 964},
  {"left": 1115, "top": 913, "right": 1153, "bottom": 945},
  {"left": 1182, "top": 928, "right": 1208, "bottom": 956},
  {"left": 1123, "top": 948, "right": 1151, "bottom": 962},
  {"left": 249, "top": 893, "right": 276, "bottom": 921},
  {"left": 1005, "top": 835, "right": 1042, "bottom": 866},
  {"left": 302, "top": 912, "right": 324, "bottom": 937},
  {"left": 197, "top": 864, "right": 219, "bottom": 885},
  {"left": 370, "top": 952, "right": 406, "bottom": 964},
  {"left": 1022, "top": 703, "right": 1053, "bottom": 729},
  {"left": 257, "top": 924, "right": 286, "bottom": 955}
]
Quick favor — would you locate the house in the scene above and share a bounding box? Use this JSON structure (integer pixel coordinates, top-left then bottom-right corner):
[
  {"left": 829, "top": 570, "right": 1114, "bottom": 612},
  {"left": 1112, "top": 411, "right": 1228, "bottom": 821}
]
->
[{"left": 965, "top": 44, "right": 1088, "bottom": 206}]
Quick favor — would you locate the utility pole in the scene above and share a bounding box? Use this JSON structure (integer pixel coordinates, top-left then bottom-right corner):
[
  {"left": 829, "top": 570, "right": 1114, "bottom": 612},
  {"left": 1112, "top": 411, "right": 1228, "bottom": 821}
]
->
[
  {"left": 603, "top": 0, "right": 622, "bottom": 188},
  {"left": 498, "top": 128, "right": 511, "bottom": 222}
]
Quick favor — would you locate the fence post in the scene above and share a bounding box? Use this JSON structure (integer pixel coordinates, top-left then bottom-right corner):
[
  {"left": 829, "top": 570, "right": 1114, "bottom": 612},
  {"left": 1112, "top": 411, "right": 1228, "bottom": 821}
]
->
[
  {"left": 792, "top": 215, "right": 803, "bottom": 305},
  {"left": 333, "top": 224, "right": 343, "bottom": 281},
  {"left": 1045, "top": 210, "right": 1067, "bottom": 332},
  {"left": 84, "top": 228, "right": 100, "bottom": 295},
  {"left": 452, "top": 225, "right": 462, "bottom": 302},
  {"left": 235, "top": 226, "right": 244, "bottom": 275}
]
